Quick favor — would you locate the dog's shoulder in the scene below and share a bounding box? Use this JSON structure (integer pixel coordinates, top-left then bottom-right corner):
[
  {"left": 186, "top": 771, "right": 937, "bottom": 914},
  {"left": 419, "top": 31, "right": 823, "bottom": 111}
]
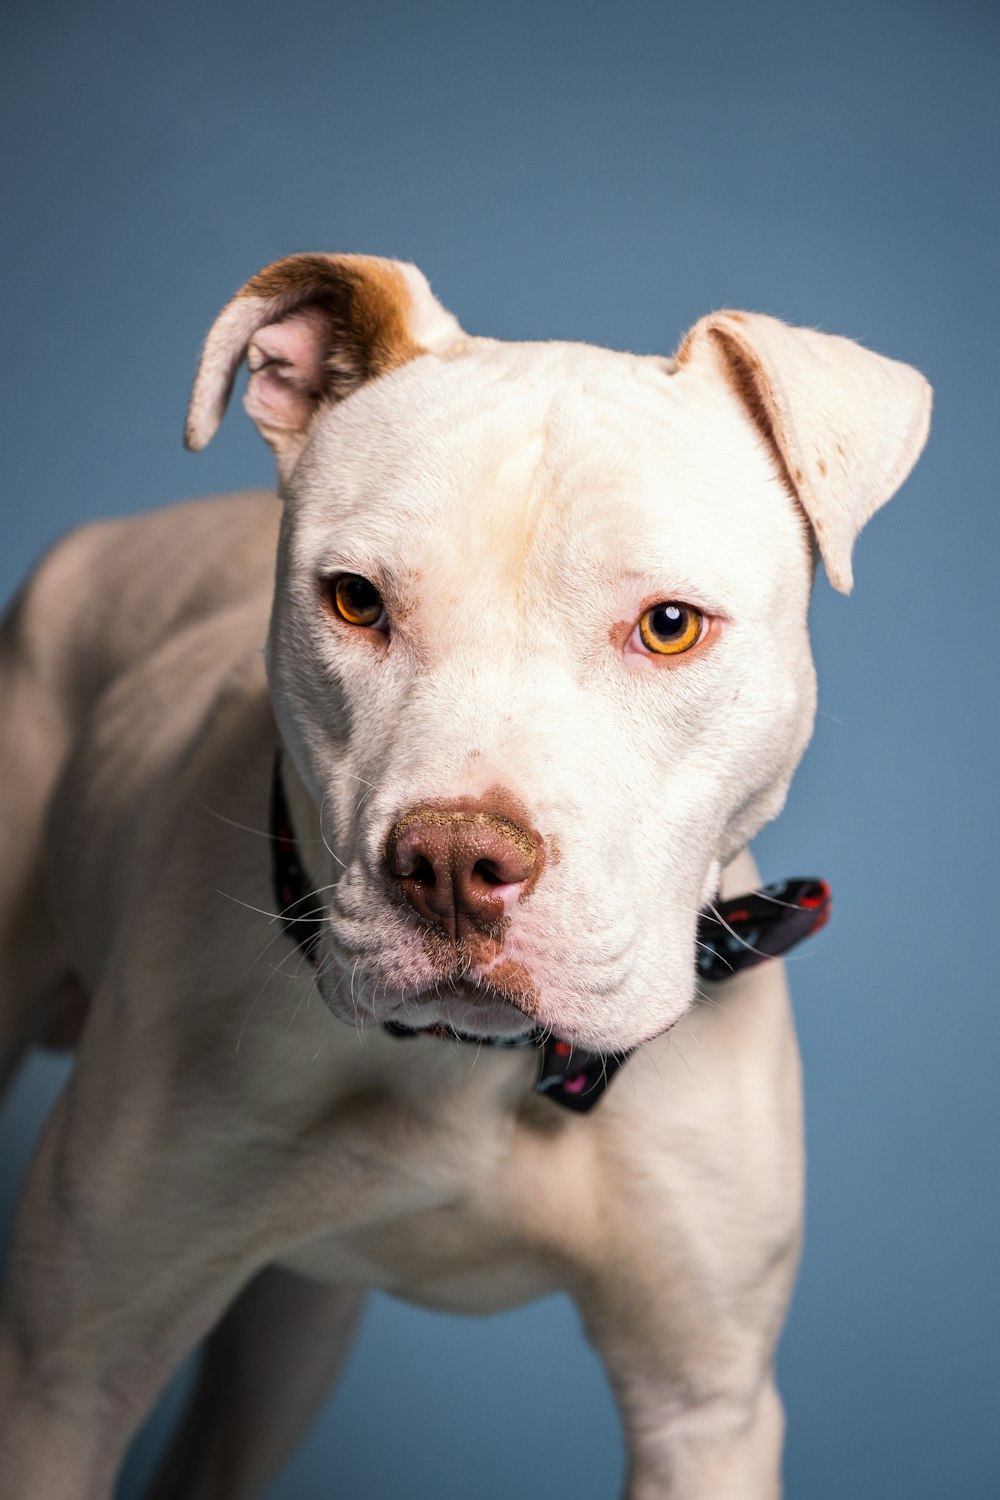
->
[{"left": 8, "top": 490, "right": 281, "bottom": 721}]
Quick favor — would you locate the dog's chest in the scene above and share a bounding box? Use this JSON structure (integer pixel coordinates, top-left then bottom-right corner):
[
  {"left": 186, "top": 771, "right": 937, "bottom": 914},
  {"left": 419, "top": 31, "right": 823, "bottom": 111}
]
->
[
  {"left": 276, "top": 1201, "right": 561, "bottom": 1314},
  {"left": 266, "top": 1060, "right": 597, "bottom": 1314}
]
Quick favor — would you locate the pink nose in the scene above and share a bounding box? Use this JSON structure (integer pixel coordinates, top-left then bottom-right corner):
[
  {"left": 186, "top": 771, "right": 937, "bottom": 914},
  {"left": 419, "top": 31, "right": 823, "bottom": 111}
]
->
[{"left": 385, "top": 803, "right": 542, "bottom": 940}]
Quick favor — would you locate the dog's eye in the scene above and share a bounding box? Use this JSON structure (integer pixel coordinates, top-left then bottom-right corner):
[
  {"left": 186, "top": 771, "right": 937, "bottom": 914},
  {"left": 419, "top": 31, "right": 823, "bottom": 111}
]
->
[
  {"left": 329, "top": 574, "right": 386, "bottom": 629},
  {"left": 637, "top": 602, "right": 705, "bottom": 656}
]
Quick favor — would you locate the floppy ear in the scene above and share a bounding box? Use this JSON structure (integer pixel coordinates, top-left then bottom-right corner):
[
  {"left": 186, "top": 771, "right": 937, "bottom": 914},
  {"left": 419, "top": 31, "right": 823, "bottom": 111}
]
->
[
  {"left": 675, "top": 311, "right": 932, "bottom": 592},
  {"left": 185, "top": 253, "right": 464, "bottom": 479}
]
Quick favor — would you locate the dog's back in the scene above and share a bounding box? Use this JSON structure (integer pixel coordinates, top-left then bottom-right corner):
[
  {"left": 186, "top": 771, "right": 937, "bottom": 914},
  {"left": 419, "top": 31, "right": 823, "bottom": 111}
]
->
[{"left": 0, "top": 490, "right": 279, "bottom": 1079}]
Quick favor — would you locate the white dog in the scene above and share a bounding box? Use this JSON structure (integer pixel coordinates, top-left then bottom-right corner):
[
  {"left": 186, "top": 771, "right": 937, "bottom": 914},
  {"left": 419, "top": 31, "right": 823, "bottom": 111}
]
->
[{"left": 0, "top": 254, "right": 930, "bottom": 1499}]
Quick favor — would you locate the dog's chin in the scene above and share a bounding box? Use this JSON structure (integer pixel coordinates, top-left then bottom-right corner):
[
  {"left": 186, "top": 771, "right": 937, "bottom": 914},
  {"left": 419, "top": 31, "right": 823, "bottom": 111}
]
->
[
  {"left": 324, "top": 975, "right": 538, "bottom": 1043},
  {"left": 394, "top": 982, "right": 538, "bottom": 1041}
]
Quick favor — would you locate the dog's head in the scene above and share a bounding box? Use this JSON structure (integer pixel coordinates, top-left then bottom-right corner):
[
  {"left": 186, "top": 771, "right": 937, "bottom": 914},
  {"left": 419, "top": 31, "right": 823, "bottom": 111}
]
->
[{"left": 187, "top": 255, "right": 930, "bottom": 1051}]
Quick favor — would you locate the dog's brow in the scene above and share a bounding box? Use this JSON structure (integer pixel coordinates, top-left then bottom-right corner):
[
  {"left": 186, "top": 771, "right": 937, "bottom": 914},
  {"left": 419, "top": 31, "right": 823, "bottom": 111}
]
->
[{"left": 617, "top": 568, "right": 728, "bottom": 616}]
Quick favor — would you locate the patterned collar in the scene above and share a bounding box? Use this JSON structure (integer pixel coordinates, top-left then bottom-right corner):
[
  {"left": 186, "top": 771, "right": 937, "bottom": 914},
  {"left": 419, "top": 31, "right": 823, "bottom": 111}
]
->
[{"left": 269, "top": 756, "right": 830, "bottom": 1113}]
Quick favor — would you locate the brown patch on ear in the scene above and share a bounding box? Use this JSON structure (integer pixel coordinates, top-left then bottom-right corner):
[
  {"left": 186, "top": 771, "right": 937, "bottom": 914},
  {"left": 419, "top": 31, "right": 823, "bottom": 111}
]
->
[
  {"left": 239, "top": 254, "right": 423, "bottom": 397},
  {"left": 673, "top": 330, "right": 696, "bottom": 369},
  {"left": 185, "top": 252, "right": 463, "bottom": 467}
]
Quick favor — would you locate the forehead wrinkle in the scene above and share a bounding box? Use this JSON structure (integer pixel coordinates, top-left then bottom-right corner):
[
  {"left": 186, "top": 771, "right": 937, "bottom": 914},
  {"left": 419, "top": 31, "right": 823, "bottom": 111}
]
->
[
  {"left": 376, "top": 386, "right": 570, "bottom": 627},
  {"left": 538, "top": 380, "right": 810, "bottom": 609},
  {"left": 445, "top": 379, "right": 673, "bottom": 637},
  {"left": 298, "top": 342, "right": 803, "bottom": 632},
  {"left": 379, "top": 382, "right": 669, "bottom": 639}
]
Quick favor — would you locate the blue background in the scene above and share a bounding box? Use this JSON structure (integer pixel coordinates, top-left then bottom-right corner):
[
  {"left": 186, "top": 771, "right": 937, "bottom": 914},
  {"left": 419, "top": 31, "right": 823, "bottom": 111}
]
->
[{"left": 2, "top": 1, "right": 998, "bottom": 1495}]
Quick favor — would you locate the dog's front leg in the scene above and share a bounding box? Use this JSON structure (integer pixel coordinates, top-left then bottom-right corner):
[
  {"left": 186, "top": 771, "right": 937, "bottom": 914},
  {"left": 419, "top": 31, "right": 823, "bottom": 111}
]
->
[
  {"left": 0, "top": 1062, "right": 300, "bottom": 1500},
  {"left": 143, "top": 1267, "right": 365, "bottom": 1500},
  {"left": 577, "top": 1263, "right": 788, "bottom": 1500},
  {"left": 570, "top": 1154, "right": 798, "bottom": 1500},
  {"left": 563, "top": 960, "right": 803, "bottom": 1499}
]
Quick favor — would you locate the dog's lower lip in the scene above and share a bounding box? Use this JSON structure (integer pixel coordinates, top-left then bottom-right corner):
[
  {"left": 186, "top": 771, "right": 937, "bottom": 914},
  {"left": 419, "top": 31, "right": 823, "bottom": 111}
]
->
[
  {"left": 384, "top": 977, "right": 536, "bottom": 1038},
  {"left": 407, "top": 981, "right": 507, "bottom": 1015},
  {"left": 439, "top": 980, "right": 496, "bottom": 1003}
]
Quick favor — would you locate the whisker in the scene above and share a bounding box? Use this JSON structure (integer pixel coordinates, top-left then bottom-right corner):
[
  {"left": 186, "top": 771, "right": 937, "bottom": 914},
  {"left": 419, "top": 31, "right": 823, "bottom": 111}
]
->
[
  {"left": 338, "top": 769, "right": 387, "bottom": 795},
  {"left": 748, "top": 886, "right": 814, "bottom": 911},
  {"left": 217, "top": 889, "right": 287, "bottom": 922},
  {"left": 318, "top": 788, "right": 348, "bottom": 871},
  {"left": 235, "top": 964, "right": 276, "bottom": 1054},
  {"left": 199, "top": 803, "right": 325, "bottom": 844},
  {"left": 703, "top": 901, "right": 773, "bottom": 961},
  {"left": 220, "top": 882, "right": 323, "bottom": 923}
]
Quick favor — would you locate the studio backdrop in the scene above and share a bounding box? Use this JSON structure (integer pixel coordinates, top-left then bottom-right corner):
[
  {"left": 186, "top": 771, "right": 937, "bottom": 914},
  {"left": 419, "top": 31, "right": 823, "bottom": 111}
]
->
[{"left": 1, "top": 2, "right": 997, "bottom": 1496}]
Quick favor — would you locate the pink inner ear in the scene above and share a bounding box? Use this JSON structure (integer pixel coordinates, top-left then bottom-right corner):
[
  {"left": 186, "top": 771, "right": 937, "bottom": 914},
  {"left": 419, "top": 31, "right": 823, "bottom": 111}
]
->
[{"left": 245, "top": 308, "right": 330, "bottom": 435}]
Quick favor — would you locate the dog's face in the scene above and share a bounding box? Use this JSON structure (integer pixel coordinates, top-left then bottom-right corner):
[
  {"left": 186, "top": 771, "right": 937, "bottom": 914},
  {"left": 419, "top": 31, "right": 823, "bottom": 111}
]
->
[
  {"left": 188, "top": 255, "right": 930, "bottom": 1051},
  {"left": 267, "top": 345, "right": 818, "bottom": 1051}
]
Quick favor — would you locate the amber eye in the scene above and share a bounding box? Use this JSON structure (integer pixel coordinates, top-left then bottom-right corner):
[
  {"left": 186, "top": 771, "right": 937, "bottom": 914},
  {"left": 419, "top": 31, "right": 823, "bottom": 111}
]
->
[
  {"left": 329, "top": 574, "right": 386, "bottom": 628},
  {"left": 638, "top": 602, "right": 704, "bottom": 656}
]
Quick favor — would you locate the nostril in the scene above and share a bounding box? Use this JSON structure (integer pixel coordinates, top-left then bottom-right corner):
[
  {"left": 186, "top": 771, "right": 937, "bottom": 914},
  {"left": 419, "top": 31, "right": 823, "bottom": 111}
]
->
[
  {"left": 405, "top": 854, "right": 436, "bottom": 886},
  {"left": 472, "top": 858, "right": 509, "bottom": 888}
]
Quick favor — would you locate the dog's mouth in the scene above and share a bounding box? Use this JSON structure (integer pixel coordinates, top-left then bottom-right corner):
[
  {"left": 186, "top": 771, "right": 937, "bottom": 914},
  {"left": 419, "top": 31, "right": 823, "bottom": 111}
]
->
[
  {"left": 314, "top": 905, "right": 546, "bottom": 1040},
  {"left": 380, "top": 976, "right": 539, "bottom": 1042}
]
